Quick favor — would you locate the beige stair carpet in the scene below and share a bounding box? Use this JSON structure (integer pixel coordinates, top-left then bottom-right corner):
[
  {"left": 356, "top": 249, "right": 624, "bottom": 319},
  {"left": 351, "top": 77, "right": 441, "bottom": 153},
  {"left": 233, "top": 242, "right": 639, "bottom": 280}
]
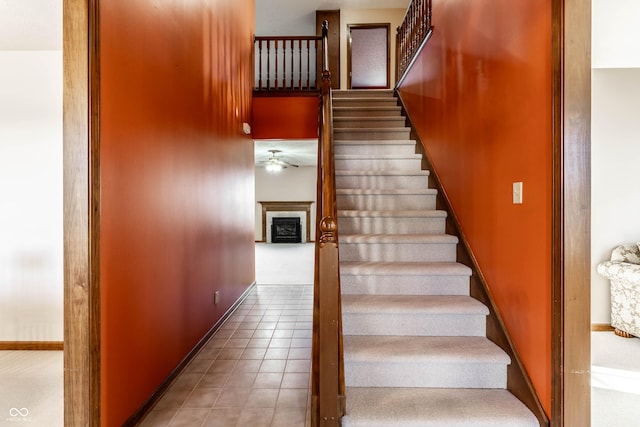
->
[{"left": 332, "top": 89, "right": 538, "bottom": 427}]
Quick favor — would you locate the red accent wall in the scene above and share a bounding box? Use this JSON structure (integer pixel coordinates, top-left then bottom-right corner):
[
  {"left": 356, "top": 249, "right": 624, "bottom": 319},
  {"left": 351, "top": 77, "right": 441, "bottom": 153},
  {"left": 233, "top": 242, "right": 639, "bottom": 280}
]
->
[
  {"left": 99, "top": 1, "right": 255, "bottom": 425},
  {"left": 398, "top": 0, "right": 552, "bottom": 415},
  {"left": 252, "top": 97, "right": 319, "bottom": 139}
]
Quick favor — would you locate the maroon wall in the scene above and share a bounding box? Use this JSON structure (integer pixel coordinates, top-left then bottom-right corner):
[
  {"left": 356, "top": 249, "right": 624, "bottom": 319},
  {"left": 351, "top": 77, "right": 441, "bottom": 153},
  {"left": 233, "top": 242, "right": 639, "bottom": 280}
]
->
[
  {"left": 398, "top": 0, "right": 553, "bottom": 414},
  {"left": 99, "top": 0, "right": 255, "bottom": 424},
  {"left": 252, "top": 97, "right": 319, "bottom": 139}
]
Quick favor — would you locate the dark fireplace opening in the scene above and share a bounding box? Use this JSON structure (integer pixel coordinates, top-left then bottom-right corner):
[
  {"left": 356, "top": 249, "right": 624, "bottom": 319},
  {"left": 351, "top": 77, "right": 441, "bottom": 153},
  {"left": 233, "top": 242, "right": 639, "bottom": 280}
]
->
[{"left": 271, "top": 217, "right": 302, "bottom": 243}]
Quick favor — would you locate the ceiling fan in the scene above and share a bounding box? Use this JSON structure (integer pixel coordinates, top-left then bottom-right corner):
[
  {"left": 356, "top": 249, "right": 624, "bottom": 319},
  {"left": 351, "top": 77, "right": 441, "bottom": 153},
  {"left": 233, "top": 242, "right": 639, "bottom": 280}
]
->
[{"left": 258, "top": 149, "right": 299, "bottom": 172}]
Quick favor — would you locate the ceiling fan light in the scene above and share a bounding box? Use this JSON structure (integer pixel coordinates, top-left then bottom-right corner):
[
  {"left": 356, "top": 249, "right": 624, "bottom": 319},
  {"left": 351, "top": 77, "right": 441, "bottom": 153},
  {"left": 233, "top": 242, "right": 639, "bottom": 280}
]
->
[{"left": 266, "top": 162, "right": 282, "bottom": 173}]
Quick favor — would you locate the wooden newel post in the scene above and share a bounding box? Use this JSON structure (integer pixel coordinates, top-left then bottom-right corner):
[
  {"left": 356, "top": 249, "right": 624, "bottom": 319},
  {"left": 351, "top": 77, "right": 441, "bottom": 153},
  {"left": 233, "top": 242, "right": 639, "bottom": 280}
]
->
[{"left": 312, "top": 17, "right": 345, "bottom": 427}]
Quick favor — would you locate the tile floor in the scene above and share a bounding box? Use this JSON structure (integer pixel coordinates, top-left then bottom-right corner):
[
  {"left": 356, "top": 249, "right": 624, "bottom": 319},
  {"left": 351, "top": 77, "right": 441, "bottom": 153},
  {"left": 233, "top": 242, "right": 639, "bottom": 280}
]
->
[{"left": 139, "top": 284, "right": 314, "bottom": 427}]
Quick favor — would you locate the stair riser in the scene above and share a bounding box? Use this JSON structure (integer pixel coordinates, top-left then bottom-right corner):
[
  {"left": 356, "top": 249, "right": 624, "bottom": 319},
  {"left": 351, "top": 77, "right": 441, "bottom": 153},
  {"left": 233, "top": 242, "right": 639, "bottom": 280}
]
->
[
  {"left": 337, "top": 194, "right": 436, "bottom": 210},
  {"left": 336, "top": 174, "right": 428, "bottom": 190},
  {"left": 333, "top": 100, "right": 399, "bottom": 109},
  {"left": 335, "top": 158, "right": 422, "bottom": 170},
  {"left": 341, "top": 275, "right": 470, "bottom": 296},
  {"left": 334, "top": 129, "right": 411, "bottom": 140},
  {"left": 343, "top": 313, "right": 486, "bottom": 336},
  {"left": 339, "top": 242, "right": 457, "bottom": 262},
  {"left": 344, "top": 362, "right": 507, "bottom": 389},
  {"left": 334, "top": 119, "right": 407, "bottom": 128},
  {"left": 341, "top": 388, "right": 540, "bottom": 427},
  {"left": 333, "top": 90, "right": 395, "bottom": 98},
  {"left": 338, "top": 216, "right": 445, "bottom": 235},
  {"left": 333, "top": 108, "right": 402, "bottom": 117},
  {"left": 334, "top": 144, "right": 417, "bottom": 156}
]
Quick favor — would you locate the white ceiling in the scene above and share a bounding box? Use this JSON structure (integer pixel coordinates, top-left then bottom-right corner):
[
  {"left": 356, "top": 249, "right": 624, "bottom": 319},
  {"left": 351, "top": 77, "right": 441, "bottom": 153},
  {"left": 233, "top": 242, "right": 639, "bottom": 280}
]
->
[
  {"left": 256, "top": 0, "right": 409, "bottom": 34},
  {"left": 0, "top": 0, "right": 407, "bottom": 50},
  {"left": 255, "top": 139, "right": 318, "bottom": 167}
]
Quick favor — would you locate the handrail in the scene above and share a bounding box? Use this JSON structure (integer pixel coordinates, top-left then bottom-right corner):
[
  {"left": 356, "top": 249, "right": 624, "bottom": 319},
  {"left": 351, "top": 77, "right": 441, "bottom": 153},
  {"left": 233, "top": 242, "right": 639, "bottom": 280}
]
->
[
  {"left": 396, "top": 0, "right": 432, "bottom": 84},
  {"left": 311, "top": 20, "right": 345, "bottom": 427},
  {"left": 254, "top": 35, "right": 323, "bottom": 93}
]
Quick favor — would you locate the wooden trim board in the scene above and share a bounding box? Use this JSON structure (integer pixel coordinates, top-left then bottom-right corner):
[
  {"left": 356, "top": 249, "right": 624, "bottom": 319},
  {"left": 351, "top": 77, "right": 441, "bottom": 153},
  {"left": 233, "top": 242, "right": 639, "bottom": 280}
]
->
[
  {"left": 63, "top": 0, "right": 101, "bottom": 425},
  {"left": 0, "top": 342, "right": 64, "bottom": 351},
  {"left": 591, "top": 324, "right": 614, "bottom": 332}
]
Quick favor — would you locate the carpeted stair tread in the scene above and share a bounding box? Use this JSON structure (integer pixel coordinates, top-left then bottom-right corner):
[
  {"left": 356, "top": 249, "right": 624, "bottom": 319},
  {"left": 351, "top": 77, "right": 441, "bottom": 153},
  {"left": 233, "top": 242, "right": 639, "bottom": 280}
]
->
[
  {"left": 341, "top": 233, "right": 458, "bottom": 244},
  {"left": 337, "top": 188, "right": 436, "bottom": 195},
  {"left": 334, "top": 139, "right": 415, "bottom": 145},
  {"left": 333, "top": 89, "right": 395, "bottom": 96},
  {"left": 334, "top": 126, "right": 409, "bottom": 132},
  {"left": 342, "top": 387, "right": 539, "bottom": 427},
  {"left": 335, "top": 153, "right": 422, "bottom": 160},
  {"left": 338, "top": 209, "right": 445, "bottom": 218},
  {"left": 342, "top": 294, "right": 487, "bottom": 315},
  {"left": 333, "top": 96, "right": 397, "bottom": 102},
  {"left": 334, "top": 116, "right": 406, "bottom": 122},
  {"left": 333, "top": 106, "right": 401, "bottom": 112},
  {"left": 335, "top": 169, "right": 428, "bottom": 176},
  {"left": 341, "top": 261, "right": 471, "bottom": 276},
  {"left": 333, "top": 107, "right": 403, "bottom": 117},
  {"left": 343, "top": 335, "right": 509, "bottom": 364}
]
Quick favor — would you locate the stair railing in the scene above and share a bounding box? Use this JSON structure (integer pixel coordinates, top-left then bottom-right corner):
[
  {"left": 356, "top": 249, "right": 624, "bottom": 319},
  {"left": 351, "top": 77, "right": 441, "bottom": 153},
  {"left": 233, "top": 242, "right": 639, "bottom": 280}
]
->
[
  {"left": 254, "top": 35, "right": 323, "bottom": 93},
  {"left": 396, "top": 0, "right": 433, "bottom": 86},
  {"left": 311, "top": 21, "right": 346, "bottom": 427}
]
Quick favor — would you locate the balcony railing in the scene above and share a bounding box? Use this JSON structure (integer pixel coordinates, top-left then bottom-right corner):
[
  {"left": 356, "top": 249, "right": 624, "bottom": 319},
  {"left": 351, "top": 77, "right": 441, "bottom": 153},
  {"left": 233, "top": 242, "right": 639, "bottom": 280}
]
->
[
  {"left": 254, "top": 36, "right": 322, "bottom": 94},
  {"left": 396, "top": 0, "right": 433, "bottom": 84}
]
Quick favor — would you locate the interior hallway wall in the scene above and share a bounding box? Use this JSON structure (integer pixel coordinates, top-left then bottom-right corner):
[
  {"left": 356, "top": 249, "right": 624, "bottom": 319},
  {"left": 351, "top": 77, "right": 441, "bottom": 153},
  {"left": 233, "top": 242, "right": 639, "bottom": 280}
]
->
[
  {"left": 590, "top": 0, "right": 640, "bottom": 325},
  {"left": 99, "top": 0, "right": 255, "bottom": 424},
  {"left": 0, "top": 0, "right": 63, "bottom": 342},
  {"left": 398, "top": 0, "right": 553, "bottom": 414}
]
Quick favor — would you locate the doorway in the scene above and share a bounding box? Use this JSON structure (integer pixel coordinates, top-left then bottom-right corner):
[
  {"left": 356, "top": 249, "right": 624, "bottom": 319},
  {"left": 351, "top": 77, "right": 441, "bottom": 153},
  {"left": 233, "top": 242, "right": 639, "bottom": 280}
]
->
[{"left": 347, "top": 24, "right": 390, "bottom": 89}]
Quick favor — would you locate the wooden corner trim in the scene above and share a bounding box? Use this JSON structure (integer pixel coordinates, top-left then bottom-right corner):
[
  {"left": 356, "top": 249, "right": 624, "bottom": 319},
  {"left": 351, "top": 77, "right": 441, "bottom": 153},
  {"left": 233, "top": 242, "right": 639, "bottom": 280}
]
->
[
  {"left": 0, "top": 341, "right": 64, "bottom": 351},
  {"left": 591, "top": 323, "right": 613, "bottom": 332}
]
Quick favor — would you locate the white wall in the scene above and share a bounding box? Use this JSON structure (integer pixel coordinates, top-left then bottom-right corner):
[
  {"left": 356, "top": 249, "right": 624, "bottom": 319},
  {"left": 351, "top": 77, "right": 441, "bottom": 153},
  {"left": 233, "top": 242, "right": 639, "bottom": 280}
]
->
[
  {"left": 591, "top": 0, "right": 640, "bottom": 324},
  {"left": 590, "top": 68, "right": 640, "bottom": 323},
  {"left": 0, "top": 51, "right": 63, "bottom": 341},
  {"left": 255, "top": 166, "right": 317, "bottom": 241},
  {"left": 255, "top": 0, "right": 316, "bottom": 35},
  {"left": 592, "top": 0, "right": 640, "bottom": 68}
]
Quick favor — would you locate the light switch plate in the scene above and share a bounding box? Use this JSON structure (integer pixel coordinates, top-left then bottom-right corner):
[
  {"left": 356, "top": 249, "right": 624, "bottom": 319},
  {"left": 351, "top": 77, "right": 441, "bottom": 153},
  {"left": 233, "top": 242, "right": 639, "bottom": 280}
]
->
[{"left": 513, "top": 182, "right": 523, "bottom": 204}]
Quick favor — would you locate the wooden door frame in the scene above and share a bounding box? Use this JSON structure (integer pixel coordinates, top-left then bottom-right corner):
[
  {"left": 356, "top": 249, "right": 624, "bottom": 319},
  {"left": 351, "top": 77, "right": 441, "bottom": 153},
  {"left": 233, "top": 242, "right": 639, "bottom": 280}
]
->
[
  {"left": 552, "top": 0, "right": 591, "bottom": 425},
  {"left": 63, "top": 0, "right": 101, "bottom": 425},
  {"left": 347, "top": 23, "right": 391, "bottom": 89},
  {"left": 61, "top": 0, "right": 591, "bottom": 425}
]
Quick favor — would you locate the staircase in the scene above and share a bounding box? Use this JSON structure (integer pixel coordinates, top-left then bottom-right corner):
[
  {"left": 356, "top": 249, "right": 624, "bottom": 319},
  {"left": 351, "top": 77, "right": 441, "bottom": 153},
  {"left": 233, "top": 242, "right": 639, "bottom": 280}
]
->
[{"left": 333, "top": 89, "right": 539, "bottom": 427}]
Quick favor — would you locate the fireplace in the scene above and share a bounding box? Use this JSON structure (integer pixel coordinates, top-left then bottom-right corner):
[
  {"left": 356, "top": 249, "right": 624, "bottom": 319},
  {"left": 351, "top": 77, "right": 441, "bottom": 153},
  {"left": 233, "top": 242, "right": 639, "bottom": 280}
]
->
[
  {"left": 271, "top": 217, "right": 302, "bottom": 243},
  {"left": 258, "top": 201, "right": 314, "bottom": 243}
]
